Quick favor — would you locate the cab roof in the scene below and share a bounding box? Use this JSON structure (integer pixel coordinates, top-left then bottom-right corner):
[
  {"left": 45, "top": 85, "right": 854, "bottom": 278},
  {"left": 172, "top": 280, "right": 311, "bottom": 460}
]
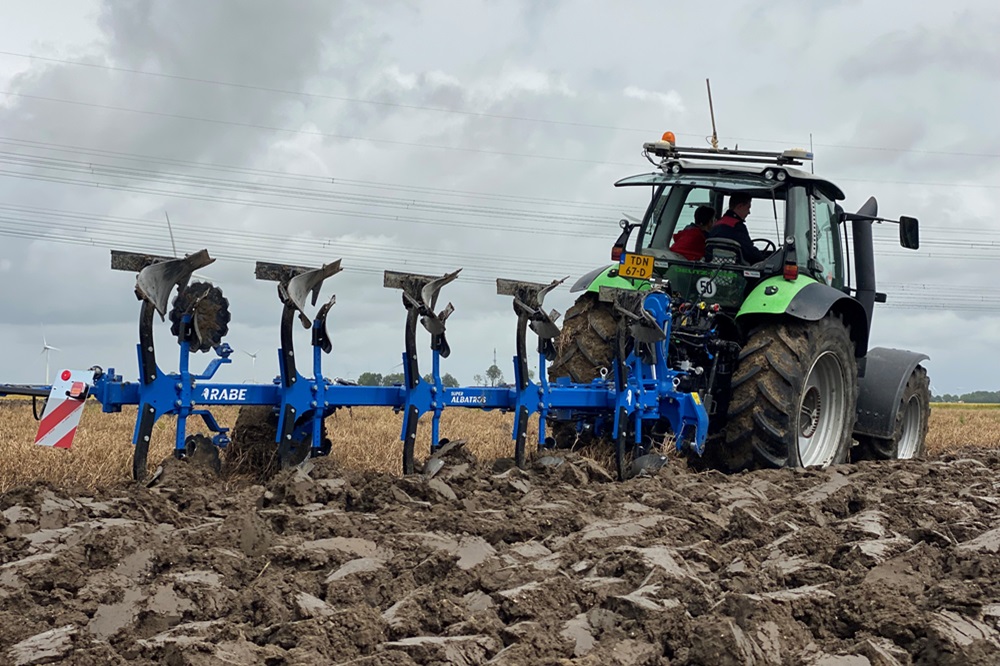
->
[{"left": 614, "top": 161, "right": 846, "bottom": 201}]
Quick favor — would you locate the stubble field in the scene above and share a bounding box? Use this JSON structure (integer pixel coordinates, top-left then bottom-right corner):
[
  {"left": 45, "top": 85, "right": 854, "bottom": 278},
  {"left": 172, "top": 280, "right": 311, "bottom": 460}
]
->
[{"left": 0, "top": 400, "right": 998, "bottom": 493}]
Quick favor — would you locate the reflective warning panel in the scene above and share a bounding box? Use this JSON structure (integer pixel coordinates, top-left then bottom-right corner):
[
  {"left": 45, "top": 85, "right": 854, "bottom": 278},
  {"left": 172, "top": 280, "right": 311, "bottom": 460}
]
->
[{"left": 34, "top": 370, "right": 91, "bottom": 449}]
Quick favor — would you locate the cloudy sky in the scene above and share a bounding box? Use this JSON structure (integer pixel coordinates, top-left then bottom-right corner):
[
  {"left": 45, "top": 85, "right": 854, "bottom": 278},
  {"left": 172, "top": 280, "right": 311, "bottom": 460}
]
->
[{"left": 0, "top": 0, "right": 997, "bottom": 397}]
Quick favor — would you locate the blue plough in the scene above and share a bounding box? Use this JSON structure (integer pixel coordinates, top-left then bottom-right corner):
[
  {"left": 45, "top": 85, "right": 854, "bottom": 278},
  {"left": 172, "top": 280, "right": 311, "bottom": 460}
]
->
[{"left": 1, "top": 249, "right": 708, "bottom": 481}]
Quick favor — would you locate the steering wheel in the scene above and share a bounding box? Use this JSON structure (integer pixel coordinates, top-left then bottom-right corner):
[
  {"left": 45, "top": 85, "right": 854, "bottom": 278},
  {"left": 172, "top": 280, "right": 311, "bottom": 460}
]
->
[{"left": 751, "top": 238, "right": 777, "bottom": 253}]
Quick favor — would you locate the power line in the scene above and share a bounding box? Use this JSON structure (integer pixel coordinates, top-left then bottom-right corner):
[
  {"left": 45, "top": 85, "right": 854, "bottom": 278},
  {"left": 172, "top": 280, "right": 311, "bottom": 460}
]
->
[
  {"left": 0, "top": 152, "right": 615, "bottom": 225},
  {"left": 0, "top": 151, "right": 998, "bottom": 259},
  {"left": 1, "top": 141, "right": 998, "bottom": 261},
  {"left": 0, "top": 201, "right": 996, "bottom": 312},
  {"left": 4, "top": 221, "right": 996, "bottom": 312},
  {"left": 3, "top": 158, "right": 999, "bottom": 259},
  {"left": 7, "top": 89, "right": 1000, "bottom": 179},
  {"left": 2, "top": 49, "right": 998, "bottom": 160},
  {"left": 3, "top": 131, "right": 997, "bottom": 201},
  {"left": 0, "top": 168, "right": 621, "bottom": 239},
  {"left": 0, "top": 204, "right": 599, "bottom": 274},
  {"left": 0, "top": 136, "right": 626, "bottom": 212},
  {"left": 0, "top": 221, "right": 577, "bottom": 288},
  {"left": 2, "top": 142, "right": 999, "bottom": 242}
]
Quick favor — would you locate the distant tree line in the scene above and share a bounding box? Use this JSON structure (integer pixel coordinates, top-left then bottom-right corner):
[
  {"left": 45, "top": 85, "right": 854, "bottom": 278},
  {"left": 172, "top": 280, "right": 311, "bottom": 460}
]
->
[
  {"left": 932, "top": 390, "right": 1000, "bottom": 403},
  {"left": 356, "top": 371, "right": 459, "bottom": 387},
  {"left": 353, "top": 361, "right": 529, "bottom": 389}
]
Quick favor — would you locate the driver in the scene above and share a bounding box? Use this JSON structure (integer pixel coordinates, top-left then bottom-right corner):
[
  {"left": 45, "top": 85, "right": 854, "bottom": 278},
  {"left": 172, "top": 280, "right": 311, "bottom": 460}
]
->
[{"left": 707, "top": 193, "right": 766, "bottom": 264}]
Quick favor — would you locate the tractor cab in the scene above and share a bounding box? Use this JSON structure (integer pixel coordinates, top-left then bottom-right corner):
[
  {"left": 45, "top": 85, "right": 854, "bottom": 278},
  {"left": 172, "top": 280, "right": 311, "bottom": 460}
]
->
[{"left": 606, "top": 136, "right": 848, "bottom": 312}]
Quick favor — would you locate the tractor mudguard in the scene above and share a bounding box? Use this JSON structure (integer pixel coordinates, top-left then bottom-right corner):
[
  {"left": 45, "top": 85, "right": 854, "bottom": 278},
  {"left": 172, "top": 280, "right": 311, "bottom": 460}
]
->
[
  {"left": 571, "top": 264, "right": 650, "bottom": 294},
  {"left": 853, "top": 348, "right": 929, "bottom": 439},
  {"left": 737, "top": 278, "right": 870, "bottom": 357}
]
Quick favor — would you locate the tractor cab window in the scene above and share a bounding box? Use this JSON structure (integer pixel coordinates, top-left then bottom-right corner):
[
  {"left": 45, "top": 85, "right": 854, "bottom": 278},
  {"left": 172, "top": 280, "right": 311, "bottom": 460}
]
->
[
  {"left": 811, "top": 192, "right": 843, "bottom": 288},
  {"left": 675, "top": 188, "right": 715, "bottom": 233},
  {"left": 637, "top": 185, "right": 716, "bottom": 256},
  {"left": 740, "top": 194, "right": 786, "bottom": 252},
  {"left": 616, "top": 173, "right": 779, "bottom": 261}
]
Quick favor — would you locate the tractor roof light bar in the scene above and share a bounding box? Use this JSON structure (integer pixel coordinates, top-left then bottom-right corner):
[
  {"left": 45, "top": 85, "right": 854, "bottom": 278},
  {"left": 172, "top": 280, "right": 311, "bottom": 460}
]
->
[{"left": 642, "top": 135, "right": 814, "bottom": 168}]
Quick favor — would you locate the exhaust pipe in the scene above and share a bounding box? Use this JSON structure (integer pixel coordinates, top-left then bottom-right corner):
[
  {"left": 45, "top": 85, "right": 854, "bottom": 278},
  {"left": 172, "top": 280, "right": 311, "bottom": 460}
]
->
[{"left": 851, "top": 196, "right": 879, "bottom": 329}]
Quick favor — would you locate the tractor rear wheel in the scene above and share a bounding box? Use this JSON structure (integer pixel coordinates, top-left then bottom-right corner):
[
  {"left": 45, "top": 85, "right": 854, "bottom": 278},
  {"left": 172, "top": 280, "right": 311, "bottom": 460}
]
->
[
  {"left": 724, "top": 315, "right": 858, "bottom": 471},
  {"left": 546, "top": 293, "right": 617, "bottom": 448},
  {"left": 853, "top": 366, "right": 930, "bottom": 460}
]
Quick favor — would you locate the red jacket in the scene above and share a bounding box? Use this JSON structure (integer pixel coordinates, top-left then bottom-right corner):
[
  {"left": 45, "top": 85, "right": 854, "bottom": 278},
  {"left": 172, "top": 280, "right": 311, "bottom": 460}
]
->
[{"left": 669, "top": 225, "right": 707, "bottom": 261}]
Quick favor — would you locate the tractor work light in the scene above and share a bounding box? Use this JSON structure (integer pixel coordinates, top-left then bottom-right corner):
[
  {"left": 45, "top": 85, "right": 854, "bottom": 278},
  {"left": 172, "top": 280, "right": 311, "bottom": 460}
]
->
[{"left": 781, "top": 148, "right": 813, "bottom": 160}]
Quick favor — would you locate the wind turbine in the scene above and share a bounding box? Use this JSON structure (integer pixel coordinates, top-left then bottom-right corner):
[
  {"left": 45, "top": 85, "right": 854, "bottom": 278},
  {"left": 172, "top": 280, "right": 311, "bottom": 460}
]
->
[
  {"left": 40, "top": 326, "right": 60, "bottom": 384},
  {"left": 243, "top": 349, "right": 259, "bottom": 383}
]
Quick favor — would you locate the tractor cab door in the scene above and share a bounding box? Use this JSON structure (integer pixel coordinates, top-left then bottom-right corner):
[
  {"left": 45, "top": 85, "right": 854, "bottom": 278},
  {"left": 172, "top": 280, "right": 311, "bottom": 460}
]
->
[{"left": 806, "top": 191, "right": 845, "bottom": 289}]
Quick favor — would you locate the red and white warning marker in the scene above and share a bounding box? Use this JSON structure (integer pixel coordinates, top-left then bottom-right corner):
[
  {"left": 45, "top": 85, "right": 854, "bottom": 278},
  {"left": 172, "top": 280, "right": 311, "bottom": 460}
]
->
[{"left": 34, "top": 369, "right": 91, "bottom": 449}]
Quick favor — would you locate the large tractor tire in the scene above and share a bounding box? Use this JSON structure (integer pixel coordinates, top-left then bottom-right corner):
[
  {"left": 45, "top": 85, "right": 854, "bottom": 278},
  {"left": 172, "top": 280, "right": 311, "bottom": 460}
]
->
[
  {"left": 546, "top": 293, "right": 618, "bottom": 448},
  {"left": 548, "top": 293, "right": 617, "bottom": 383},
  {"left": 724, "top": 315, "right": 858, "bottom": 471},
  {"left": 854, "top": 366, "right": 930, "bottom": 461}
]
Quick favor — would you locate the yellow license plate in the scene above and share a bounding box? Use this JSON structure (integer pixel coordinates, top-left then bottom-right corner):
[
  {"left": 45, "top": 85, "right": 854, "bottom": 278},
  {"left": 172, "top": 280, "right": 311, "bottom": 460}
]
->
[{"left": 620, "top": 253, "right": 654, "bottom": 280}]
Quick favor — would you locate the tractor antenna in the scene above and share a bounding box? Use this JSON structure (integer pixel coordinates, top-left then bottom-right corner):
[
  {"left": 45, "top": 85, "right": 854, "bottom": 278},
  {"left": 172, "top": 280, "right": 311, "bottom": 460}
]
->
[
  {"left": 809, "top": 133, "right": 815, "bottom": 174},
  {"left": 706, "top": 78, "right": 719, "bottom": 151}
]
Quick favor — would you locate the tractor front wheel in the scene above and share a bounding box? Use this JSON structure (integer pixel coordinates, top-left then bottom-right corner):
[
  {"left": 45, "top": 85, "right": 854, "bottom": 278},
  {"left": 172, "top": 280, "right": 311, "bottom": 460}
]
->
[
  {"left": 547, "top": 293, "right": 617, "bottom": 384},
  {"left": 546, "top": 293, "right": 617, "bottom": 448},
  {"left": 724, "top": 315, "right": 858, "bottom": 470}
]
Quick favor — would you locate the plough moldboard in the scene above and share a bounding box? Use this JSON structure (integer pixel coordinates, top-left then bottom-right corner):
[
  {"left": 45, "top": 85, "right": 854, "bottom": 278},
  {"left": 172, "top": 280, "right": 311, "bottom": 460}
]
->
[{"left": 1, "top": 249, "right": 709, "bottom": 481}]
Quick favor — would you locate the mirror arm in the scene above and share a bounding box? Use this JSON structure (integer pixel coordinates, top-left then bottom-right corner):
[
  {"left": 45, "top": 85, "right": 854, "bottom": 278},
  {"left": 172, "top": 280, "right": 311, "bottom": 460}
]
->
[{"left": 841, "top": 212, "right": 895, "bottom": 224}]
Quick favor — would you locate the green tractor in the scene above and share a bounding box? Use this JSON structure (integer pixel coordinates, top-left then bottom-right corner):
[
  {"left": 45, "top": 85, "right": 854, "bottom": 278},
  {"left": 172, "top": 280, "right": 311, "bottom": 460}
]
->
[{"left": 549, "top": 135, "right": 931, "bottom": 471}]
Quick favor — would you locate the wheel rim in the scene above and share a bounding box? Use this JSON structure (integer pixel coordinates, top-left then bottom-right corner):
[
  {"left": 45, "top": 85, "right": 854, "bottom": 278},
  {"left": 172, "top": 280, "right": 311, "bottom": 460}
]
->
[
  {"left": 797, "top": 351, "right": 847, "bottom": 467},
  {"left": 897, "top": 395, "right": 923, "bottom": 459}
]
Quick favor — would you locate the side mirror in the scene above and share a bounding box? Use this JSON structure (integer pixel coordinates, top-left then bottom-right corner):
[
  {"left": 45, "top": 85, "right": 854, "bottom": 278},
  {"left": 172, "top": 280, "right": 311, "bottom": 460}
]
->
[{"left": 899, "top": 216, "right": 919, "bottom": 249}]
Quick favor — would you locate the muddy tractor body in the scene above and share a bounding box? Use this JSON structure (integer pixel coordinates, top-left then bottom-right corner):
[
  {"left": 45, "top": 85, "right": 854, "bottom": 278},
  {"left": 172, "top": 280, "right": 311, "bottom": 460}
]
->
[{"left": 549, "top": 137, "right": 931, "bottom": 471}]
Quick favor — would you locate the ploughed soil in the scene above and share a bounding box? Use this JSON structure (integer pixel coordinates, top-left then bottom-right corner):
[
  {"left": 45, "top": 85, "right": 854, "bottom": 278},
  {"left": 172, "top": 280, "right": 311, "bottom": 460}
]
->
[{"left": 2, "top": 445, "right": 999, "bottom": 665}]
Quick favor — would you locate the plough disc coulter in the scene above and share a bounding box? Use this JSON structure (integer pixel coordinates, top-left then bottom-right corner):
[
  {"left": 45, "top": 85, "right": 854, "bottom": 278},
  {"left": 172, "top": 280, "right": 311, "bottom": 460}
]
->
[{"left": 6, "top": 250, "right": 710, "bottom": 482}]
